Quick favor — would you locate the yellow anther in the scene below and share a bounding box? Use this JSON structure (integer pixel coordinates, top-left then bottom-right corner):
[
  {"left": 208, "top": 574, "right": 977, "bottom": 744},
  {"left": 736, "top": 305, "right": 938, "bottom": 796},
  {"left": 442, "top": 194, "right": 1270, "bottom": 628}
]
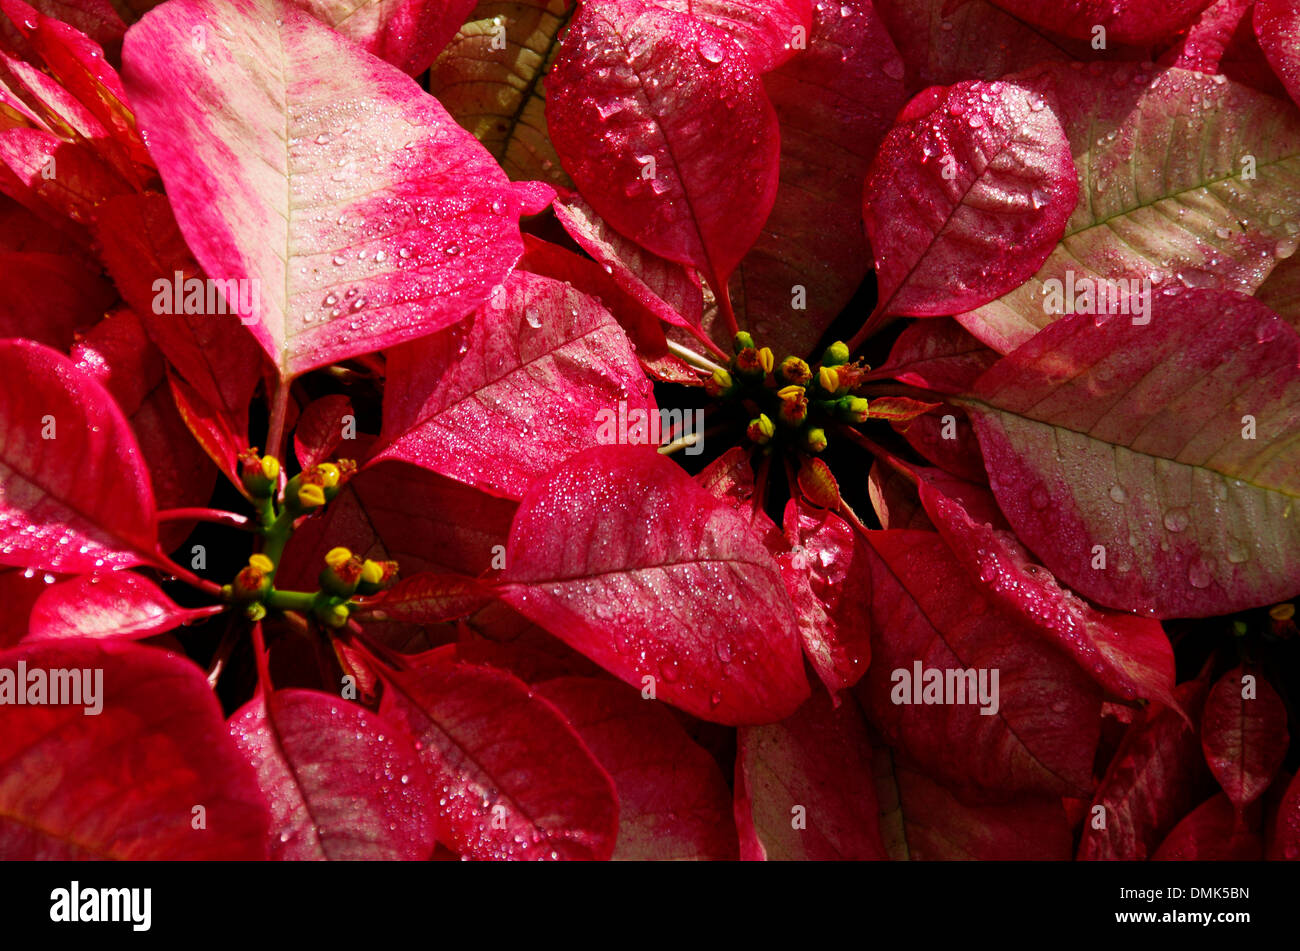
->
[
  {"left": 818, "top": 366, "right": 840, "bottom": 394},
  {"left": 325, "top": 546, "right": 354, "bottom": 569},
  {"left": 298, "top": 484, "right": 327, "bottom": 509}
]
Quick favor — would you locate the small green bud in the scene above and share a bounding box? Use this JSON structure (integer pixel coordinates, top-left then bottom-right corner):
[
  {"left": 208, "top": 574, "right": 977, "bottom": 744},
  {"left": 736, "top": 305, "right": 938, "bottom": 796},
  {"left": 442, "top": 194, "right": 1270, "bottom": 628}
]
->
[
  {"left": 821, "top": 341, "right": 851, "bottom": 367},
  {"left": 838, "top": 396, "right": 870, "bottom": 424}
]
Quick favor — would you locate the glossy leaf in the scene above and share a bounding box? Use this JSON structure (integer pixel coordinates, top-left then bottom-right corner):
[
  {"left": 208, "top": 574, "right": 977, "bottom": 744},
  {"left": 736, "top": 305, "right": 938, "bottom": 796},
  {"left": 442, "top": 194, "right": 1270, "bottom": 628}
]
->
[
  {"left": 958, "top": 63, "right": 1300, "bottom": 353},
  {"left": 916, "top": 471, "right": 1177, "bottom": 708},
  {"left": 1165, "top": 0, "right": 1285, "bottom": 97},
  {"left": 1256, "top": 0, "right": 1300, "bottom": 107},
  {"left": 726, "top": 0, "right": 907, "bottom": 358},
  {"left": 0, "top": 338, "right": 158, "bottom": 572},
  {"left": 279, "top": 455, "right": 517, "bottom": 589},
  {"left": 986, "top": 0, "right": 1212, "bottom": 44},
  {"left": 229, "top": 688, "right": 437, "bottom": 860},
  {"left": 867, "top": 460, "right": 931, "bottom": 531},
  {"left": 92, "top": 192, "right": 263, "bottom": 439},
  {"left": 123, "top": 0, "right": 548, "bottom": 379},
  {"left": 552, "top": 191, "right": 704, "bottom": 333},
  {"left": 27, "top": 570, "right": 221, "bottom": 639},
  {"left": 855, "top": 529, "right": 1102, "bottom": 799},
  {"left": 426, "top": 0, "right": 575, "bottom": 187},
  {"left": 0, "top": 639, "right": 269, "bottom": 858},
  {"left": 863, "top": 79, "right": 1076, "bottom": 320},
  {"left": 1079, "top": 673, "right": 1214, "bottom": 859},
  {"left": 874, "top": 742, "right": 1073, "bottom": 859},
  {"left": 292, "top": 0, "right": 479, "bottom": 76},
  {"left": 0, "top": 250, "right": 114, "bottom": 349},
  {"left": 867, "top": 318, "right": 999, "bottom": 396},
  {"left": 1152, "top": 792, "right": 1263, "bottom": 860},
  {"left": 545, "top": 0, "right": 780, "bottom": 297},
  {"left": 777, "top": 498, "right": 871, "bottom": 695},
  {"left": 517, "top": 232, "right": 694, "bottom": 384},
  {"left": 374, "top": 270, "right": 655, "bottom": 499},
  {"left": 961, "top": 291, "right": 1300, "bottom": 618},
  {"left": 735, "top": 690, "right": 887, "bottom": 860},
  {"left": 652, "top": 0, "right": 809, "bottom": 73},
  {"left": 293, "top": 393, "right": 352, "bottom": 471},
  {"left": 378, "top": 650, "right": 619, "bottom": 860},
  {"left": 536, "top": 677, "right": 737, "bottom": 860},
  {"left": 358, "top": 571, "right": 494, "bottom": 624},
  {"left": 499, "top": 445, "right": 809, "bottom": 725},
  {"left": 1202, "top": 665, "right": 1289, "bottom": 807},
  {"left": 874, "top": 0, "right": 1096, "bottom": 91},
  {"left": 1270, "top": 769, "right": 1300, "bottom": 859}
]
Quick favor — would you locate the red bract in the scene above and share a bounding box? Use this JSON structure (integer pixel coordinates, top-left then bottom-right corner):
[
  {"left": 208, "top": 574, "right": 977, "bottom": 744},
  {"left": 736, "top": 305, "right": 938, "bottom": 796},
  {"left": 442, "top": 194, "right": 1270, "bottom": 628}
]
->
[
  {"left": 545, "top": 0, "right": 780, "bottom": 321},
  {"left": 862, "top": 78, "right": 1077, "bottom": 321},
  {"left": 498, "top": 446, "right": 810, "bottom": 725},
  {"left": 1201, "top": 665, "right": 1289, "bottom": 808},
  {"left": 0, "top": 640, "right": 269, "bottom": 858},
  {"left": 122, "top": 0, "right": 550, "bottom": 379},
  {"left": 962, "top": 290, "right": 1300, "bottom": 618},
  {"left": 0, "top": 0, "right": 1296, "bottom": 865},
  {"left": 0, "top": 338, "right": 158, "bottom": 571}
]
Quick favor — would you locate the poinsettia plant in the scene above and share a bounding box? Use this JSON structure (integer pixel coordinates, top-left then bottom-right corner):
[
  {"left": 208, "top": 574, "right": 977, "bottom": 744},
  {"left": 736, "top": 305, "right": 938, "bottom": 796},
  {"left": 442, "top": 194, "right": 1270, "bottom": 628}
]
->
[{"left": 0, "top": 0, "right": 1298, "bottom": 861}]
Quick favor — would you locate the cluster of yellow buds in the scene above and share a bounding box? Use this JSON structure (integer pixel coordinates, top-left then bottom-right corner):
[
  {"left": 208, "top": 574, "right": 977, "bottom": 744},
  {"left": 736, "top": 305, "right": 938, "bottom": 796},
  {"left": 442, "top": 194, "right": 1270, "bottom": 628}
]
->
[
  {"left": 285, "top": 460, "right": 357, "bottom": 515},
  {"left": 709, "top": 333, "right": 869, "bottom": 455}
]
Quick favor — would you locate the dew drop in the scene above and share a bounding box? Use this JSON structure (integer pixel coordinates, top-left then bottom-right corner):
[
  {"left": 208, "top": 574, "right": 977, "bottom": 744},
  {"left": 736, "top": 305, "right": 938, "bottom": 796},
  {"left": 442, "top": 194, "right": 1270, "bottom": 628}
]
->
[
  {"left": 698, "top": 38, "right": 725, "bottom": 63},
  {"left": 1187, "top": 558, "right": 1213, "bottom": 589},
  {"left": 525, "top": 306, "right": 543, "bottom": 328},
  {"left": 1163, "top": 508, "right": 1189, "bottom": 533},
  {"left": 1108, "top": 485, "right": 1127, "bottom": 504}
]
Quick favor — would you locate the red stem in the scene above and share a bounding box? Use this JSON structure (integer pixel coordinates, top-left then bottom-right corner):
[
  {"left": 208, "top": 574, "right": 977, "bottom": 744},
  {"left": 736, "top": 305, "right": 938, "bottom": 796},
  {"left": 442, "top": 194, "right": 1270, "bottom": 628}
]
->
[
  {"left": 265, "top": 376, "right": 291, "bottom": 463},
  {"left": 251, "top": 618, "right": 272, "bottom": 695},
  {"left": 152, "top": 551, "right": 225, "bottom": 598},
  {"left": 715, "top": 282, "right": 740, "bottom": 338},
  {"left": 157, "top": 507, "right": 253, "bottom": 530}
]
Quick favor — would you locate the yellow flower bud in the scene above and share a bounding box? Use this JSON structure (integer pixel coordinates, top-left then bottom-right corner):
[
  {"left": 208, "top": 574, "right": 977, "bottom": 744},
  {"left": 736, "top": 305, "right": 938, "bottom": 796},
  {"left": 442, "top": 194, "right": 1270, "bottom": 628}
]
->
[
  {"left": 747, "top": 414, "right": 775, "bottom": 446},
  {"left": 298, "top": 484, "right": 326, "bottom": 510},
  {"left": 248, "top": 554, "right": 275, "bottom": 574},
  {"left": 818, "top": 366, "right": 841, "bottom": 395},
  {"left": 324, "top": 546, "right": 353, "bottom": 569}
]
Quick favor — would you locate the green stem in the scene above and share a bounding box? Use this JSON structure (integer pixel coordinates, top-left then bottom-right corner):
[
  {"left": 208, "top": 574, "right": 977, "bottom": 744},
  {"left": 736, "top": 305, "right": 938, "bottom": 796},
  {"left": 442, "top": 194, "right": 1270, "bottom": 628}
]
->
[
  {"left": 261, "top": 509, "right": 296, "bottom": 577},
  {"left": 265, "top": 588, "right": 321, "bottom": 612}
]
